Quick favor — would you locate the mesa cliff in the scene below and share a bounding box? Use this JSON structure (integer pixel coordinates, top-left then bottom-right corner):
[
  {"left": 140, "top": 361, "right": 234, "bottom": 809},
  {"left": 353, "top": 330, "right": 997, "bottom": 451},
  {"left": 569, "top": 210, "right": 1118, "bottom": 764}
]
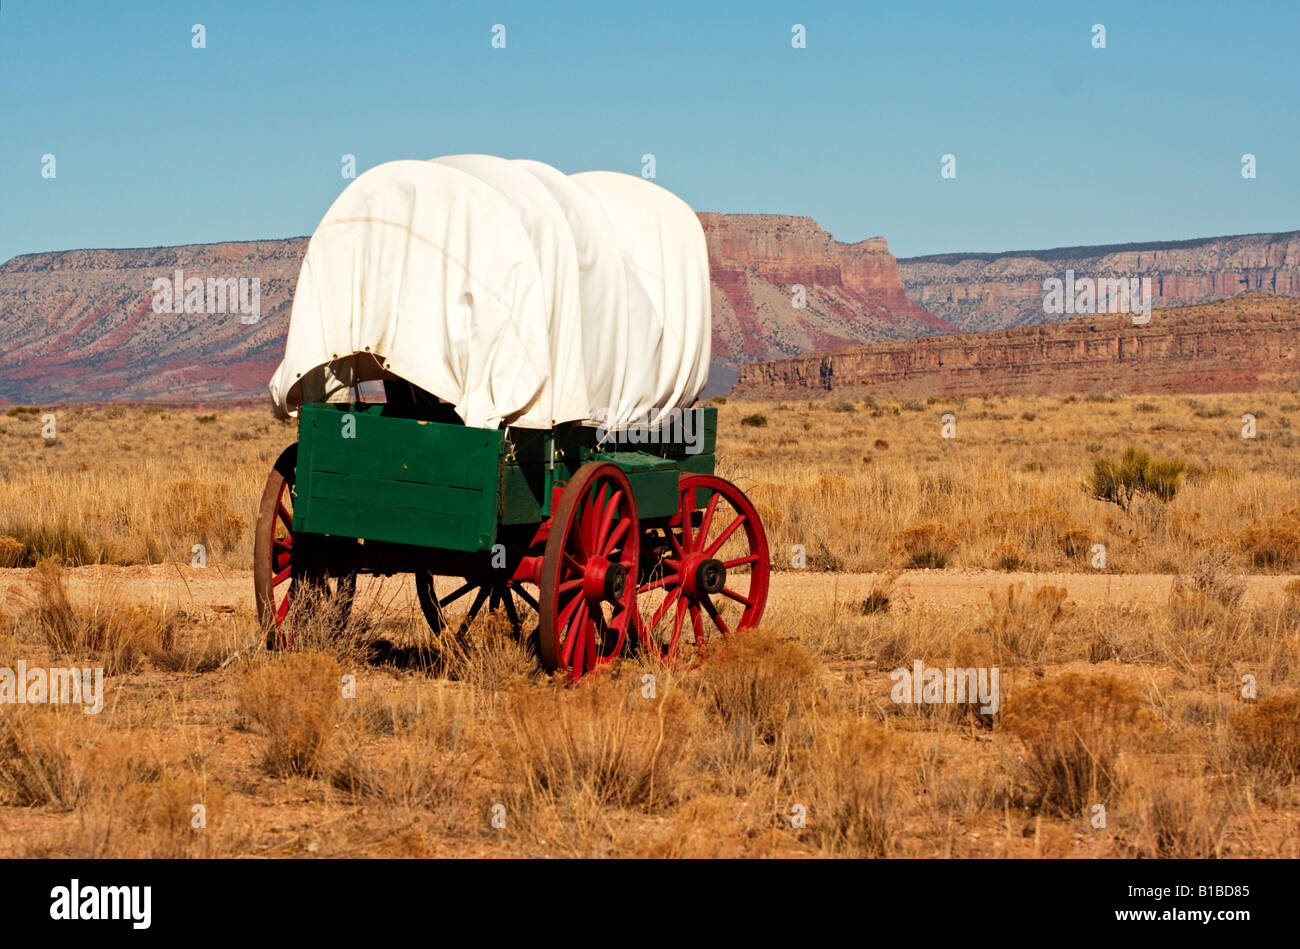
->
[
  {"left": 897, "top": 231, "right": 1300, "bottom": 333},
  {"left": 699, "top": 214, "right": 955, "bottom": 389},
  {"left": 5, "top": 221, "right": 1300, "bottom": 405},
  {"left": 0, "top": 217, "right": 942, "bottom": 403},
  {"left": 731, "top": 293, "right": 1300, "bottom": 399}
]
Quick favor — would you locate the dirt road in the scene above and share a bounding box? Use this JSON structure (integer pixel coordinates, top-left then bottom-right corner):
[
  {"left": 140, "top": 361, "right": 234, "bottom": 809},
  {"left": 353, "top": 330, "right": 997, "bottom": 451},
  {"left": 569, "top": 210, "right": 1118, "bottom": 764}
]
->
[{"left": 2, "top": 564, "right": 1295, "bottom": 617}]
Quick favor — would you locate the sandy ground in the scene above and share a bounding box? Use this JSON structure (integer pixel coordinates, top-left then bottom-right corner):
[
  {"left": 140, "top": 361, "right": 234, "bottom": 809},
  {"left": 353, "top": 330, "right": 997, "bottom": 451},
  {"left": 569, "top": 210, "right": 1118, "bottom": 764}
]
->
[{"left": 3, "top": 564, "right": 1296, "bottom": 618}]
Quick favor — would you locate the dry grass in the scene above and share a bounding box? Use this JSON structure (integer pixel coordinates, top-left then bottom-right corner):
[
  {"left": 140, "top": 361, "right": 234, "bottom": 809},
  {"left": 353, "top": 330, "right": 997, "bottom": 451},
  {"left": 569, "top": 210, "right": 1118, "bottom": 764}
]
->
[
  {"left": 1129, "top": 772, "right": 1233, "bottom": 858},
  {"left": 236, "top": 652, "right": 341, "bottom": 777},
  {"left": 724, "top": 391, "right": 1300, "bottom": 575},
  {"left": 1229, "top": 694, "right": 1300, "bottom": 794},
  {"left": 0, "top": 397, "right": 1296, "bottom": 857},
  {"left": 333, "top": 686, "right": 481, "bottom": 816},
  {"left": 803, "top": 715, "right": 904, "bottom": 856},
  {"left": 1001, "top": 673, "right": 1159, "bottom": 817},
  {"left": 24, "top": 559, "right": 176, "bottom": 674},
  {"left": 501, "top": 672, "right": 701, "bottom": 815}
]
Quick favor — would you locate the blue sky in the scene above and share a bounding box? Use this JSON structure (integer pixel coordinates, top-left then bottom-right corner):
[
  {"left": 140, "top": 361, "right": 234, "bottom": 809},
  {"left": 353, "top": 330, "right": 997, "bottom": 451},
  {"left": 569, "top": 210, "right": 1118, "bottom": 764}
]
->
[{"left": 2, "top": 0, "right": 1296, "bottom": 264}]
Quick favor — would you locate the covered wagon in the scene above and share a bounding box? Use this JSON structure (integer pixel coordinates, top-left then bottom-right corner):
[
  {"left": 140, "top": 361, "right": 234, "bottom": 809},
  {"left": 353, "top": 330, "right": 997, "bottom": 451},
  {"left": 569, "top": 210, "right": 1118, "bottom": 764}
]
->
[{"left": 254, "top": 156, "right": 769, "bottom": 680}]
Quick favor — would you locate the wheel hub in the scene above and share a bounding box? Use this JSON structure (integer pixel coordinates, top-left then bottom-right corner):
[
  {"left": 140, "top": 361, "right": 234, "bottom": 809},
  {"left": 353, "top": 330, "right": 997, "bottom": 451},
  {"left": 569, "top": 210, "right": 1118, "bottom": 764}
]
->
[
  {"left": 684, "top": 555, "right": 726, "bottom": 597},
  {"left": 582, "top": 557, "right": 629, "bottom": 602},
  {"left": 604, "top": 562, "right": 628, "bottom": 601}
]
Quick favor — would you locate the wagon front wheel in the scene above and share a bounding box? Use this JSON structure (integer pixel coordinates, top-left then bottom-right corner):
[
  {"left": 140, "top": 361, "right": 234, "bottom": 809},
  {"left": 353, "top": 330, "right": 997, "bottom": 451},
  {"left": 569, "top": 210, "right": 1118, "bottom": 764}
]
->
[
  {"left": 254, "top": 444, "right": 358, "bottom": 649},
  {"left": 538, "top": 462, "right": 640, "bottom": 681},
  {"left": 636, "top": 473, "right": 770, "bottom": 664}
]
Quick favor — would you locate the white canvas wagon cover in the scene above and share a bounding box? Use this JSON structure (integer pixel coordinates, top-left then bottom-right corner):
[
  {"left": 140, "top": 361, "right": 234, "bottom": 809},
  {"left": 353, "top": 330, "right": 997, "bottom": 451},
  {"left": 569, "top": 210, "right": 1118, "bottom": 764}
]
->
[{"left": 269, "top": 157, "right": 711, "bottom": 430}]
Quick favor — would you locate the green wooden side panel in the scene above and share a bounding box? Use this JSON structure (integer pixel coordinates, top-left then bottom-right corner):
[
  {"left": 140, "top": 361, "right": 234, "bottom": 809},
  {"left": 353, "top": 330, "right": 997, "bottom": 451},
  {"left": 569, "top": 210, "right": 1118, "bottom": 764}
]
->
[
  {"left": 676, "top": 452, "right": 716, "bottom": 477},
  {"left": 593, "top": 451, "right": 679, "bottom": 519},
  {"left": 292, "top": 404, "right": 718, "bottom": 543},
  {"left": 293, "top": 403, "right": 502, "bottom": 552}
]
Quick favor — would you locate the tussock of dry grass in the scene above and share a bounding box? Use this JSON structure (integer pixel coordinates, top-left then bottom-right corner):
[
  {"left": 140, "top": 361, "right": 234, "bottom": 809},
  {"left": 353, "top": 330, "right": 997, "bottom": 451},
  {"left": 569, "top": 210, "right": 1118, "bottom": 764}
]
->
[
  {"left": 237, "top": 652, "right": 341, "bottom": 777},
  {"left": 980, "top": 583, "right": 1070, "bottom": 665},
  {"left": 802, "top": 715, "right": 904, "bottom": 856},
  {"left": 333, "top": 686, "right": 482, "bottom": 815},
  {"left": 1129, "top": 773, "right": 1232, "bottom": 858},
  {"left": 1002, "top": 673, "right": 1159, "bottom": 816},
  {"left": 691, "top": 628, "right": 820, "bottom": 743},
  {"left": 0, "top": 708, "right": 160, "bottom": 811},
  {"left": 1229, "top": 694, "right": 1300, "bottom": 794},
  {"left": 500, "top": 673, "right": 701, "bottom": 815},
  {"left": 26, "top": 559, "right": 175, "bottom": 674}
]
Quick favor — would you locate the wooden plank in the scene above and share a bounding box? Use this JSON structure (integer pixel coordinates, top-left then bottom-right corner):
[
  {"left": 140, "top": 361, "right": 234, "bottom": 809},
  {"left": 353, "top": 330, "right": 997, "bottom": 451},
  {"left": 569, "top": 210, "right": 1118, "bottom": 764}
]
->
[
  {"left": 294, "top": 403, "right": 502, "bottom": 551},
  {"left": 305, "top": 473, "right": 492, "bottom": 550}
]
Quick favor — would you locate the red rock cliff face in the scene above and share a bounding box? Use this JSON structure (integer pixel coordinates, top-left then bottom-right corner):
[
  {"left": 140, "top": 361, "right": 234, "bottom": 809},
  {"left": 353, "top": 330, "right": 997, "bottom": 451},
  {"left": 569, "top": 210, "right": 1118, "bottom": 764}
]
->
[
  {"left": 0, "top": 216, "right": 947, "bottom": 403},
  {"left": 0, "top": 240, "right": 308, "bottom": 403},
  {"left": 697, "top": 214, "right": 954, "bottom": 391},
  {"left": 731, "top": 294, "right": 1300, "bottom": 399},
  {"left": 897, "top": 231, "right": 1300, "bottom": 333}
]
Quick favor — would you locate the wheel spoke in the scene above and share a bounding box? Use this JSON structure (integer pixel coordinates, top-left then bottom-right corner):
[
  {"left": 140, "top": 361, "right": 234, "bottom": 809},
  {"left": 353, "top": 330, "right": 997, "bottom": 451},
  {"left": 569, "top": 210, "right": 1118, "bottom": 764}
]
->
[
  {"left": 276, "top": 501, "right": 293, "bottom": 531},
  {"left": 594, "top": 488, "right": 623, "bottom": 552},
  {"left": 464, "top": 584, "right": 491, "bottom": 625},
  {"left": 670, "top": 596, "right": 687, "bottom": 655},
  {"left": 515, "top": 586, "right": 539, "bottom": 611},
  {"left": 722, "top": 554, "right": 760, "bottom": 570},
  {"left": 701, "top": 595, "right": 731, "bottom": 637},
  {"left": 689, "top": 603, "right": 705, "bottom": 649},
  {"left": 667, "top": 528, "right": 686, "bottom": 560},
  {"left": 697, "top": 492, "right": 722, "bottom": 546},
  {"left": 502, "top": 588, "right": 521, "bottom": 629},
  {"left": 438, "top": 581, "right": 476, "bottom": 608},
  {"left": 575, "top": 490, "right": 594, "bottom": 557},
  {"left": 578, "top": 607, "right": 598, "bottom": 675},
  {"left": 606, "top": 515, "right": 630, "bottom": 554},
  {"left": 592, "top": 607, "right": 610, "bottom": 658},
  {"left": 638, "top": 572, "right": 677, "bottom": 594},
  {"left": 721, "top": 585, "right": 753, "bottom": 607},
  {"left": 704, "top": 515, "right": 745, "bottom": 558},
  {"left": 648, "top": 584, "right": 683, "bottom": 630},
  {"left": 557, "top": 591, "right": 583, "bottom": 632},
  {"left": 558, "top": 577, "right": 583, "bottom": 595},
  {"left": 563, "top": 601, "right": 589, "bottom": 666},
  {"left": 271, "top": 565, "right": 292, "bottom": 587}
]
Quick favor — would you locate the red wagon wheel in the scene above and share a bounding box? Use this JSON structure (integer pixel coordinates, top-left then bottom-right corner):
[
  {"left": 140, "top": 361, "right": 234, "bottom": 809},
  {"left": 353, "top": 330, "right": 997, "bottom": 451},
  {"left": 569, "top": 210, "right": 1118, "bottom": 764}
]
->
[
  {"left": 538, "top": 462, "right": 640, "bottom": 681},
  {"left": 637, "top": 473, "right": 770, "bottom": 664},
  {"left": 254, "top": 444, "right": 358, "bottom": 649}
]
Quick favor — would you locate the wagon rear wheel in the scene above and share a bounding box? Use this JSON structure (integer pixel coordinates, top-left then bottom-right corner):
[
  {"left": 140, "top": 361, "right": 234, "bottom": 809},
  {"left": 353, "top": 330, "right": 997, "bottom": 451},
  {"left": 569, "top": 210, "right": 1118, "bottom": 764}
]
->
[
  {"left": 254, "top": 444, "right": 358, "bottom": 649},
  {"left": 637, "top": 473, "right": 769, "bottom": 664},
  {"left": 538, "top": 462, "right": 640, "bottom": 682},
  {"left": 414, "top": 572, "right": 537, "bottom": 638}
]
